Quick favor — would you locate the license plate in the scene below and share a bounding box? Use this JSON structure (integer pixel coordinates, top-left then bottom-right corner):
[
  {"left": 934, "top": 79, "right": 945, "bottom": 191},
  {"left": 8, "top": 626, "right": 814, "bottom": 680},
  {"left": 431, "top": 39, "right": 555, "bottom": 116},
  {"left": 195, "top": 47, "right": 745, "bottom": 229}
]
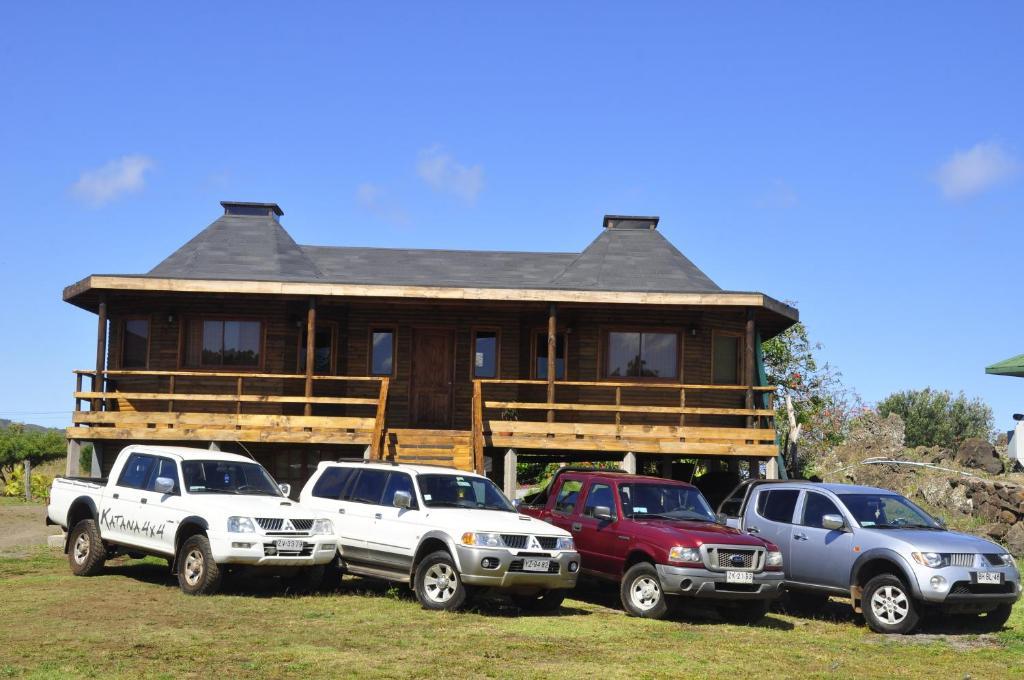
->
[
  {"left": 726, "top": 570, "right": 753, "bottom": 584},
  {"left": 523, "top": 559, "right": 550, "bottom": 572},
  {"left": 275, "top": 539, "right": 305, "bottom": 551},
  {"left": 976, "top": 572, "right": 1002, "bottom": 584}
]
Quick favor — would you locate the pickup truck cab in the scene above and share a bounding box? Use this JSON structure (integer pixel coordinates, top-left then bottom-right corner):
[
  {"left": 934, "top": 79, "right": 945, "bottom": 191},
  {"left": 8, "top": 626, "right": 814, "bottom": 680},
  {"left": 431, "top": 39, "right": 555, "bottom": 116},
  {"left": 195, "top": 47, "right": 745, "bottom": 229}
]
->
[
  {"left": 519, "top": 468, "right": 784, "bottom": 622},
  {"left": 47, "top": 445, "right": 337, "bottom": 595},
  {"left": 300, "top": 461, "right": 580, "bottom": 612},
  {"left": 718, "top": 479, "right": 1022, "bottom": 633}
]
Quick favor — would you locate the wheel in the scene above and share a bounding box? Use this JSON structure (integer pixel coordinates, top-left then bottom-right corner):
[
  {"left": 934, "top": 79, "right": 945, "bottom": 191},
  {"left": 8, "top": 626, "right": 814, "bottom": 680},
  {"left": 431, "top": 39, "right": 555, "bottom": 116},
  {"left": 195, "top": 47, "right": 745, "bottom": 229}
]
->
[
  {"left": 861, "top": 574, "right": 919, "bottom": 634},
  {"left": 972, "top": 603, "right": 1013, "bottom": 632},
  {"left": 718, "top": 600, "right": 770, "bottom": 625},
  {"left": 282, "top": 566, "right": 326, "bottom": 595},
  {"left": 176, "top": 535, "right": 223, "bottom": 595},
  {"left": 68, "top": 519, "right": 107, "bottom": 576},
  {"left": 317, "top": 557, "right": 344, "bottom": 592},
  {"left": 781, "top": 590, "right": 829, "bottom": 614},
  {"left": 620, "top": 563, "right": 669, "bottom": 619},
  {"left": 512, "top": 589, "right": 567, "bottom": 613},
  {"left": 414, "top": 551, "right": 467, "bottom": 611}
]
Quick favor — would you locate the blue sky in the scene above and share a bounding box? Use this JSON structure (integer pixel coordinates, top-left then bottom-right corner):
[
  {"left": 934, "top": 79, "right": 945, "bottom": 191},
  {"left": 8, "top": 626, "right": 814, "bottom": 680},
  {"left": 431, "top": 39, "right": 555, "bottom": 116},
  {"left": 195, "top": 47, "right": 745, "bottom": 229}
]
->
[{"left": 1, "top": 3, "right": 1022, "bottom": 433}]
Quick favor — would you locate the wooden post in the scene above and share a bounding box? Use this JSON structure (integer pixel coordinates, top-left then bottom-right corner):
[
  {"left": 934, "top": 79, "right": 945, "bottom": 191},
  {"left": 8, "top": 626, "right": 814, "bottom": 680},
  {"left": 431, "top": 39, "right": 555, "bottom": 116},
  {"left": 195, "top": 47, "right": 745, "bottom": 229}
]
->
[
  {"left": 93, "top": 294, "right": 107, "bottom": 411},
  {"left": 74, "top": 373, "right": 83, "bottom": 414},
  {"left": 744, "top": 308, "right": 756, "bottom": 426},
  {"left": 304, "top": 297, "right": 317, "bottom": 417},
  {"left": 23, "top": 460, "right": 32, "bottom": 501},
  {"left": 167, "top": 375, "right": 175, "bottom": 416},
  {"left": 614, "top": 386, "right": 622, "bottom": 437},
  {"left": 236, "top": 378, "right": 243, "bottom": 418},
  {"left": 546, "top": 303, "right": 557, "bottom": 423},
  {"left": 472, "top": 380, "right": 485, "bottom": 473},
  {"left": 371, "top": 378, "right": 390, "bottom": 460}
]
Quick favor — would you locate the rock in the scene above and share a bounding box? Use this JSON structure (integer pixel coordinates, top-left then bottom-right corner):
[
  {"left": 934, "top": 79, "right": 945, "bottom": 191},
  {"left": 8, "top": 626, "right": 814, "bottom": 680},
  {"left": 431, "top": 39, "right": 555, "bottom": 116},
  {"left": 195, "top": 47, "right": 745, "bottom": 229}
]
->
[
  {"left": 955, "top": 438, "right": 1005, "bottom": 475},
  {"left": 917, "top": 477, "right": 972, "bottom": 516},
  {"left": 1003, "top": 523, "right": 1024, "bottom": 556},
  {"left": 981, "top": 523, "right": 1009, "bottom": 540},
  {"left": 999, "top": 510, "right": 1018, "bottom": 524}
]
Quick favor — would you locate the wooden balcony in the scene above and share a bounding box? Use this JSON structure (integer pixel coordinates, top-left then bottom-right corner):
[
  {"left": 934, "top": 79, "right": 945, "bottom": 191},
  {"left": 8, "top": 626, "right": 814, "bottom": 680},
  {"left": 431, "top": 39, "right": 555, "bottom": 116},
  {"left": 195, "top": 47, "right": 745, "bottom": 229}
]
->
[
  {"left": 68, "top": 369, "right": 390, "bottom": 455},
  {"left": 470, "top": 379, "right": 778, "bottom": 471}
]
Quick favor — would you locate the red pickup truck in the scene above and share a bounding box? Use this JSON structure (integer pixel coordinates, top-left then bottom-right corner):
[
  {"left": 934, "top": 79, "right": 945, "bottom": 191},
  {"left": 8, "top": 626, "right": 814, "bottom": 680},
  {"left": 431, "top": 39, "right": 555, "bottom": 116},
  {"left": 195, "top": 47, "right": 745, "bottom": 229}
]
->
[{"left": 519, "top": 468, "right": 784, "bottom": 622}]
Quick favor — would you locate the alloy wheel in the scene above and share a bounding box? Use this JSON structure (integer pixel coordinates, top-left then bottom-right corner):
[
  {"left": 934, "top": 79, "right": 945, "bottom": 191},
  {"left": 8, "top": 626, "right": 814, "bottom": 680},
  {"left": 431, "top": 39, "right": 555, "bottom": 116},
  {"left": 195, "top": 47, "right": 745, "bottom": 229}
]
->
[
  {"left": 629, "top": 576, "right": 662, "bottom": 611},
  {"left": 73, "top": 532, "right": 90, "bottom": 565},
  {"left": 870, "top": 585, "right": 909, "bottom": 625},
  {"left": 184, "top": 549, "right": 205, "bottom": 586},
  {"left": 423, "top": 563, "right": 458, "bottom": 603}
]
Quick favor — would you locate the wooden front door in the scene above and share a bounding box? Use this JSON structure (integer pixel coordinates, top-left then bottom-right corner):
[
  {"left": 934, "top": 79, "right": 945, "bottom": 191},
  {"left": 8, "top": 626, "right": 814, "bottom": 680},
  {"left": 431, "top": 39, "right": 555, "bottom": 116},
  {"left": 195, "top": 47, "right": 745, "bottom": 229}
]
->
[{"left": 410, "top": 328, "right": 454, "bottom": 428}]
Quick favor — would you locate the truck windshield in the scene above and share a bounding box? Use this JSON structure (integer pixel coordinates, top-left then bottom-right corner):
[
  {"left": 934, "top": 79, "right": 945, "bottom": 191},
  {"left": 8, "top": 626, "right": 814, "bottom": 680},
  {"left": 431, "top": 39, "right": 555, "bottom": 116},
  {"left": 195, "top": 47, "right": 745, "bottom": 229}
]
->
[
  {"left": 619, "top": 483, "right": 716, "bottom": 522},
  {"left": 181, "top": 460, "right": 282, "bottom": 496},
  {"left": 417, "top": 474, "right": 515, "bottom": 512},
  {"left": 837, "top": 493, "right": 941, "bottom": 529}
]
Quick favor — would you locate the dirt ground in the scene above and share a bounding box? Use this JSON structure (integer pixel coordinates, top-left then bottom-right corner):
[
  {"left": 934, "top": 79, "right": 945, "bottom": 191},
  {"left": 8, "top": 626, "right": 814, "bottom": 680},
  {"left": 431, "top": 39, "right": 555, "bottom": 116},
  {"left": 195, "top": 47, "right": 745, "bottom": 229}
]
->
[{"left": 0, "top": 498, "right": 63, "bottom": 557}]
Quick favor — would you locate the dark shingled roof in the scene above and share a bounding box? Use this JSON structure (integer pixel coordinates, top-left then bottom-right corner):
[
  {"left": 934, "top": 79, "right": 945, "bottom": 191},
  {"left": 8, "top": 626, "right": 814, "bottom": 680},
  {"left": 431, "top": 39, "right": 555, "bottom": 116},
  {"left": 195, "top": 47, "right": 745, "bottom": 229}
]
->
[{"left": 148, "top": 211, "right": 722, "bottom": 293}]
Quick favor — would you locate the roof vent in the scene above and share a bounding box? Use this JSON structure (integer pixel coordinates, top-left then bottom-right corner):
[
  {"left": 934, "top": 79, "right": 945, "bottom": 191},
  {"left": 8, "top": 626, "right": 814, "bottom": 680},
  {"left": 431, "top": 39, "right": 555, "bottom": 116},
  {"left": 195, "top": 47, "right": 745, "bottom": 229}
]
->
[
  {"left": 603, "top": 215, "right": 659, "bottom": 230},
  {"left": 221, "top": 201, "right": 283, "bottom": 221}
]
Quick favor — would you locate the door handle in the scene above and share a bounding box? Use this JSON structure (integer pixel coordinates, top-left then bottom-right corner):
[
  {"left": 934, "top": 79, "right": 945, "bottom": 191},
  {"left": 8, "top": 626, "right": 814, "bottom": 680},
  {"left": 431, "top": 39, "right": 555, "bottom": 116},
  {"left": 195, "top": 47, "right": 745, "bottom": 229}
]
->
[
  {"left": 793, "top": 532, "right": 808, "bottom": 541},
  {"left": 374, "top": 513, "right": 383, "bottom": 520},
  {"left": 571, "top": 522, "right": 582, "bottom": 532},
  {"left": 746, "top": 525, "right": 759, "bottom": 534},
  {"left": 338, "top": 508, "right": 345, "bottom": 514},
  {"left": 112, "top": 493, "right": 119, "bottom": 499},
  {"left": 140, "top": 498, "right": 147, "bottom": 504},
  {"left": 617, "top": 535, "right": 630, "bottom": 541}
]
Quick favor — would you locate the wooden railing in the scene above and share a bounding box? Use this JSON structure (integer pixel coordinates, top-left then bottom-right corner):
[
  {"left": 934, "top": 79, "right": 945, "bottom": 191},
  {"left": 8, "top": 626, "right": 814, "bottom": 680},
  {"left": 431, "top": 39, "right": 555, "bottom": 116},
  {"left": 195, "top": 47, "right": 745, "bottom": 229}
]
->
[
  {"left": 470, "top": 378, "right": 777, "bottom": 464},
  {"left": 69, "top": 370, "right": 390, "bottom": 456}
]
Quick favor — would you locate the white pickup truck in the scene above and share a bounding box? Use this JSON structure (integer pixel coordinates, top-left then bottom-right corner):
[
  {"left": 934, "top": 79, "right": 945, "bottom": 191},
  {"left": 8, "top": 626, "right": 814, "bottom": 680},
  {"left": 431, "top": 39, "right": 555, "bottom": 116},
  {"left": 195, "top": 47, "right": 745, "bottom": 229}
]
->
[
  {"left": 47, "top": 445, "right": 337, "bottom": 595},
  {"left": 300, "top": 461, "right": 580, "bottom": 611}
]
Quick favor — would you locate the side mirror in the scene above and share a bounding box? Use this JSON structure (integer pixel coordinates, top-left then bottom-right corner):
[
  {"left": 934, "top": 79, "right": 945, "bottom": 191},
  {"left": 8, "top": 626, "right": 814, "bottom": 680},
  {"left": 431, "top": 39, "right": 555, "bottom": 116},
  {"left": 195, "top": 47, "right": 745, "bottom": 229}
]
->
[
  {"left": 154, "top": 477, "right": 175, "bottom": 495},
  {"left": 821, "top": 514, "right": 846, "bottom": 531},
  {"left": 716, "top": 512, "right": 729, "bottom": 525},
  {"left": 934, "top": 516, "right": 947, "bottom": 528},
  {"left": 512, "top": 499, "right": 522, "bottom": 510},
  {"left": 278, "top": 483, "right": 291, "bottom": 498},
  {"left": 593, "top": 505, "right": 614, "bottom": 522},
  {"left": 393, "top": 490, "right": 413, "bottom": 509}
]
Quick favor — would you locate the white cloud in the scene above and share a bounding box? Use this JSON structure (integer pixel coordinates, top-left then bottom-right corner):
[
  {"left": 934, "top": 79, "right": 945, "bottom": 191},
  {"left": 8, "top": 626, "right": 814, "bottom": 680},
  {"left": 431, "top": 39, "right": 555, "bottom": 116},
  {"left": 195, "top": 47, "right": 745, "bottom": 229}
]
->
[
  {"left": 355, "top": 182, "right": 410, "bottom": 225},
  {"left": 935, "top": 141, "right": 1017, "bottom": 200},
  {"left": 71, "top": 154, "right": 154, "bottom": 206},
  {"left": 416, "top": 144, "right": 483, "bottom": 203}
]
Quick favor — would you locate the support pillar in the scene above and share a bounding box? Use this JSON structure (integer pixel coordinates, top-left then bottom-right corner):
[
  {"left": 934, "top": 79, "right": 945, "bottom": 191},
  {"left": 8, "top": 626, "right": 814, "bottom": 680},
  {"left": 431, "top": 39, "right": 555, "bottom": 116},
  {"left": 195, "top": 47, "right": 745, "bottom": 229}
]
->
[
  {"left": 747, "top": 458, "right": 759, "bottom": 479},
  {"left": 503, "top": 449, "right": 518, "bottom": 501},
  {"left": 65, "top": 439, "right": 81, "bottom": 477},
  {"left": 766, "top": 456, "right": 780, "bottom": 480},
  {"left": 304, "top": 297, "right": 317, "bottom": 417},
  {"left": 620, "top": 451, "right": 637, "bottom": 474},
  {"left": 208, "top": 441, "right": 220, "bottom": 452},
  {"left": 93, "top": 294, "right": 108, "bottom": 411},
  {"left": 660, "top": 457, "right": 673, "bottom": 479},
  {"left": 546, "top": 303, "right": 557, "bottom": 423},
  {"left": 727, "top": 459, "right": 739, "bottom": 476},
  {"left": 90, "top": 443, "right": 103, "bottom": 479}
]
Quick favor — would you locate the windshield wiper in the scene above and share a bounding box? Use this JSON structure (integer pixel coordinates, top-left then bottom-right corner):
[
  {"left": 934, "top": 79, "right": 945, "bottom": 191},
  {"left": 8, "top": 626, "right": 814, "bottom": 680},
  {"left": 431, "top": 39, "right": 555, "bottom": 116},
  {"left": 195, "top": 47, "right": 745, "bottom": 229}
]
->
[{"left": 424, "top": 501, "right": 466, "bottom": 508}]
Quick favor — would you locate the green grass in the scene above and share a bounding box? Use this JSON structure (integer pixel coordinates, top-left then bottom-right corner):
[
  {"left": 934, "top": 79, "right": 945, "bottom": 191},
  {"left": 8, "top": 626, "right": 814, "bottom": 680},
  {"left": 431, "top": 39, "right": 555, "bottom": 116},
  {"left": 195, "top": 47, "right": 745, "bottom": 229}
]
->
[{"left": 1, "top": 551, "right": 1022, "bottom": 679}]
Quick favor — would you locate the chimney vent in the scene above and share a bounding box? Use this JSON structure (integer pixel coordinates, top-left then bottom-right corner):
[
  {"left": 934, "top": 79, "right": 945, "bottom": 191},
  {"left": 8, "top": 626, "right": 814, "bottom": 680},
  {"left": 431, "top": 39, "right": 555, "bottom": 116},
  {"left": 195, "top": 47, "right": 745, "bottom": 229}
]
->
[
  {"left": 221, "top": 201, "right": 283, "bottom": 221},
  {"left": 603, "top": 215, "right": 659, "bottom": 230}
]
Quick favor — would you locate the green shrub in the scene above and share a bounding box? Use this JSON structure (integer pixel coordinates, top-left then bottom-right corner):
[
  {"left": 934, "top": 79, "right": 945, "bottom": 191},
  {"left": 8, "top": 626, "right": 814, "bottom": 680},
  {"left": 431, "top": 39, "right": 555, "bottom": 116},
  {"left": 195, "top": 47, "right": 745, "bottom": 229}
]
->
[
  {"left": 3, "top": 465, "right": 53, "bottom": 500},
  {"left": 877, "top": 388, "right": 994, "bottom": 449}
]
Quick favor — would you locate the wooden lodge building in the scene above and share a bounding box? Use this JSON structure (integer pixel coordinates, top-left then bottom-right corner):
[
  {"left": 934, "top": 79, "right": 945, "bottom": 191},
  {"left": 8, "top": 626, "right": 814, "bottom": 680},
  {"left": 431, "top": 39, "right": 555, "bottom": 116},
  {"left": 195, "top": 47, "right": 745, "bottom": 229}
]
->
[{"left": 63, "top": 201, "right": 798, "bottom": 495}]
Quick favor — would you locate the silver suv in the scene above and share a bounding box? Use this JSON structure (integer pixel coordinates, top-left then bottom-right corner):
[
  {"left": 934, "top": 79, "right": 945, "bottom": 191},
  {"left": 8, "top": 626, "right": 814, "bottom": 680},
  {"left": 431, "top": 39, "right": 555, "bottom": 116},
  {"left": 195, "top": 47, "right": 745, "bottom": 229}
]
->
[{"left": 719, "top": 480, "right": 1020, "bottom": 633}]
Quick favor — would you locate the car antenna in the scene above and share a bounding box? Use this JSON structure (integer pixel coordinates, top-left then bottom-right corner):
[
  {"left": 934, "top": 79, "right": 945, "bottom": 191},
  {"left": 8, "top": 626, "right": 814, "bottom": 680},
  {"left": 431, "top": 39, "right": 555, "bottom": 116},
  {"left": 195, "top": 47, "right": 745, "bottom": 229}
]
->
[{"left": 233, "top": 439, "right": 258, "bottom": 462}]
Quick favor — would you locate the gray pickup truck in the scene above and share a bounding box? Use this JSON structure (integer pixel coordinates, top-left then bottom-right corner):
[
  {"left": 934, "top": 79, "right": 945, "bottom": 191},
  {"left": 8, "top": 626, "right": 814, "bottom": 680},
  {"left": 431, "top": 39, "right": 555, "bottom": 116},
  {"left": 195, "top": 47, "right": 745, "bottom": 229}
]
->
[{"left": 718, "top": 480, "right": 1020, "bottom": 633}]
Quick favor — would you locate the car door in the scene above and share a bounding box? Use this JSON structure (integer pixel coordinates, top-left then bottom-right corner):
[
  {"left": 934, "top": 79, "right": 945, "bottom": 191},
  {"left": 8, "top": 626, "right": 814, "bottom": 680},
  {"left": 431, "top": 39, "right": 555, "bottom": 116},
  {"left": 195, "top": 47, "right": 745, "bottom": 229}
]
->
[
  {"left": 367, "top": 471, "right": 423, "bottom": 573},
  {"left": 134, "top": 456, "right": 185, "bottom": 555},
  {"left": 745, "top": 487, "right": 800, "bottom": 578},
  {"left": 572, "top": 481, "right": 624, "bottom": 576},
  {"left": 546, "top": 476, "right": 583, "bottom": 535},
  {"left": 99, "top": 453, "right": 156, "bottom": 546},
  {"left": 789, "top": 490, "right": 853, "bottom": 588},
  {"left": 339, "top": 469, "right": 389, "bottom": 564}
]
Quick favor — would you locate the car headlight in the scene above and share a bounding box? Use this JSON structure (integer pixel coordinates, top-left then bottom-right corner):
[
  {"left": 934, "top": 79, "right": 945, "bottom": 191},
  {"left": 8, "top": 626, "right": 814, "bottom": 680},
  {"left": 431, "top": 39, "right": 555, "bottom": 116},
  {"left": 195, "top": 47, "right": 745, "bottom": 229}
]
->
[
  {"left": 999, "top": 553, "right": 1016, "bottom": 569},
  {"left": 555, "top": 536, "right": 575, "bottom": 551},
  {"left": 461, "top": 532, "right": 504, "bottom": 548},
  {"left": 227, "top": 516, "right": 255, "bottom": 533},
  {"left": 766, "top": 550, "right": 784, "bottom": 568},
  {"left": 311, "top": 518, "right": 334, "bottom": 535},
  {"left": 911, "top": 551, "right": 943, "bottom": 568},
  {"left": 668, "top": 546, "right": 702, "bottom": 564}
]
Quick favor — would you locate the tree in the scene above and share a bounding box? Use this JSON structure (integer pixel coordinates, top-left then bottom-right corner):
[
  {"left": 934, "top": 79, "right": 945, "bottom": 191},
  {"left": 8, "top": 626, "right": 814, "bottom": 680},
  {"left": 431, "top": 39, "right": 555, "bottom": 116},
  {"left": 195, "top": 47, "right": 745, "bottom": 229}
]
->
[
  {"left": 761, "top": 322, "right": 861, "bottom": 476},
  {"left": 877, "top": 388, "right": 993, "bottom": 449},
  {"left": 0, "top": 425, "right": 66, "bottom": 485}
]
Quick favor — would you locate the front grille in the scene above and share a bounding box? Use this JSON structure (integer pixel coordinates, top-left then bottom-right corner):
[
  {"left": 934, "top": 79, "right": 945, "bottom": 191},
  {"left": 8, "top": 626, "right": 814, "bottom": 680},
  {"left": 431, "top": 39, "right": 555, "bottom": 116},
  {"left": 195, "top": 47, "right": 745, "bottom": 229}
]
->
[
  {"left": 509, "top": 559, "right": 560, "bottom": 574},
  {"left": 950, "top": 581, "right": 1014, "bottom": 595},
  {"left": 255, "top": 518, "right": 314, "bottom": 532},
  {"left": 262, "top": 543, "right": 313, "bottom": 557},
  {"left": 984, "top": 554, "right": 1010, "bottom": 567},
  {"left": 537, "top": 536, "right": 559, "bottom": 550},
  {"left": 501, "top": 534, "right": 528, "bottom": 549},
  {"left": 716, "top": 550, "right": 755, "bottom": 569},
  {"left": 945, "top": 553, "right": 975, "bottom": 568}
]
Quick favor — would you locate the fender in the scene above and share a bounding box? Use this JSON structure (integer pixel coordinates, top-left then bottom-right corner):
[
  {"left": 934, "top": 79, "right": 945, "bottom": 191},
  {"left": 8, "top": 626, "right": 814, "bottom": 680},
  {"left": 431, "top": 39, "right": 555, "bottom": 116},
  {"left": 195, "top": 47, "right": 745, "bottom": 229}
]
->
[
  {"left": 64, "top": 496, "right": 100, "bottom": 551},
  {"left": 173, "top": 516, "right": 210, "bottom": 551},
  {"left": 849, "top": 547, "right": 922, "bottom": 599},
  {"left": 412, "top": 530, "right": 463, "bottom": 576}
]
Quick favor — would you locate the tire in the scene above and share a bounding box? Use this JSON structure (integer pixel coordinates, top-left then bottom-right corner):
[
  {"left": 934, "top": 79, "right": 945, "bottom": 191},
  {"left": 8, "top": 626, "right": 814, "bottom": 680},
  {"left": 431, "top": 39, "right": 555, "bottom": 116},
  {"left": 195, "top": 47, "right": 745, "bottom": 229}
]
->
[
  {"left": 176, "top": 535, "right": 223, "bottom": 595},
  {"left": 719, "top": 600, "right": 770, "bottom": 625},
  {"left": 513, "top": 589, "right": 567, "bottom": 613},
  {"left": 317, "top": 557, "right": 344, "bottom": 592},
  {"left": 972, "top": 603, "right": 1013, "bottom": 632},
  {"left": 68, "top": 519, "right": 107, "bottom": 576},
  {"left": 862, "top": 574, "right": 920, "bottom": 634},
  {"left": 781, "top": 590, "right": 830, "bottom": 614},
  {"left": 414, "top": 550, "right": 467, "bottom": 611},
  {"left": 620, "top": 563, "right": 669, "bottom": 619},
  {"left": 282, "top": 566, "right": 326, "bottom": 595}
]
